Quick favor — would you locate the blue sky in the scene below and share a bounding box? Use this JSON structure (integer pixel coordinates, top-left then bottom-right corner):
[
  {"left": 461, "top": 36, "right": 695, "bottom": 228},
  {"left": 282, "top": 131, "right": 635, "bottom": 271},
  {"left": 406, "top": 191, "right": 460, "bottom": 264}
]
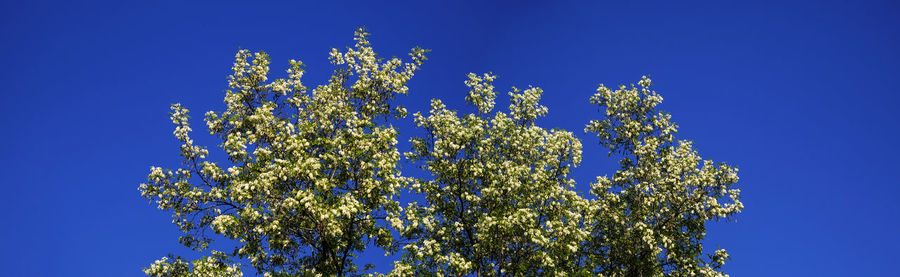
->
[{"left": 2, "top": 0, "right": 898, "bottom": 275}]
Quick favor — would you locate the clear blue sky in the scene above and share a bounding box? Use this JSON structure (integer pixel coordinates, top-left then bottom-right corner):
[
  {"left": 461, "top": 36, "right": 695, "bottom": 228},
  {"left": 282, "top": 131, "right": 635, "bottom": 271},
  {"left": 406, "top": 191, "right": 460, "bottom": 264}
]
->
[{"left": 2, "top": 0, "right": 898, "bottom": 275}]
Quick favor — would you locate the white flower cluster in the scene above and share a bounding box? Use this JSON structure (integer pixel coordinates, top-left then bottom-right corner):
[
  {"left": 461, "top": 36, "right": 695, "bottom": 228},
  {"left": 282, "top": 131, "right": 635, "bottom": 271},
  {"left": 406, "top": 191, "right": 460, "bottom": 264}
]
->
[
  {"left": 464, "top": 72, "right": 497, "bottom": 114},
  {"left": 143, "top": 252, "right": 242, "bottom": 277}
]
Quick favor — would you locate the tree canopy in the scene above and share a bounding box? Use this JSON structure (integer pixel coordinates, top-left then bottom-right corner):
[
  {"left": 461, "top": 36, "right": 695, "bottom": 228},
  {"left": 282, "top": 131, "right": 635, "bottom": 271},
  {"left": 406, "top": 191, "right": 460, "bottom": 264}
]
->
[{"left": 140, "top": 29, "right": 742, "bottom": 277}]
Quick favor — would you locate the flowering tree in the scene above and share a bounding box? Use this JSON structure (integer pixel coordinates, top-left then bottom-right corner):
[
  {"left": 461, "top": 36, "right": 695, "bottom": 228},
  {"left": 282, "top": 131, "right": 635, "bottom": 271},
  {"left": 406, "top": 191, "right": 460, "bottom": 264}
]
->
[
  {"left": 140, "top": 30, "right": 741, "bottom": 277},
  {"left": 140, "top": 29, "right": 427, "bottom": 276},
  {"left": 390, "top": 73, "right": 590, "bottom": 276},
  {"left": 580, "top": 77, "right": 743, "bottom": 276}
]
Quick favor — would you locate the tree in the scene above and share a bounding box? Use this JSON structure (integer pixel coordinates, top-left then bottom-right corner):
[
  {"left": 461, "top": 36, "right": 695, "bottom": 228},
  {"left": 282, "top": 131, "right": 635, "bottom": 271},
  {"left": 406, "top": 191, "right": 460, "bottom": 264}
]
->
[
  {"left": 580, "top": 77, "right": 743, "bottom": 276},
  {"left": 140, "top": 28, "right": 428, "bottom": 276},
  {"left": 390, "top": 73, "right": 590, "bottom": 276},
  {"left": 140, "top": 30, "right": 742, "bottom": 277}
]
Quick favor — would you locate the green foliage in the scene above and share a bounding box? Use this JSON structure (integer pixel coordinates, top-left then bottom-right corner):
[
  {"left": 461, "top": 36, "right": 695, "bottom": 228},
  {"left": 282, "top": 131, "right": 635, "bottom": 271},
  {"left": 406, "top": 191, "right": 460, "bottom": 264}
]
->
[{"left": 140, "top": 31, "right": 741, "bottom": 277}]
